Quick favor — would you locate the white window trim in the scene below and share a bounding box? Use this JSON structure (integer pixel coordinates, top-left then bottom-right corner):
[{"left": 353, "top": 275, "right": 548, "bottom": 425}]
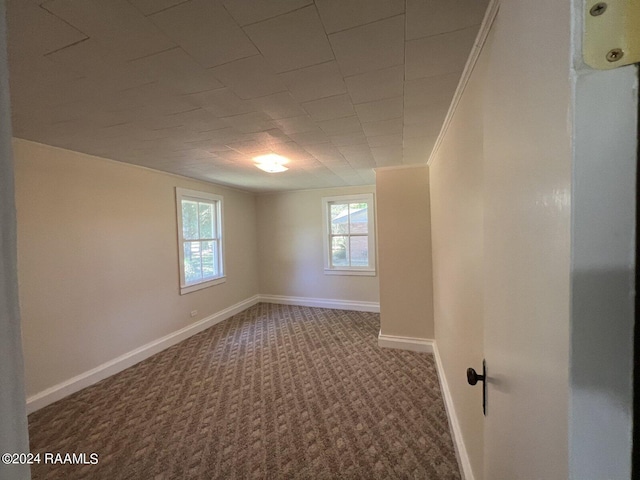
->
[
  {"left": 176, "top": 187, "right": 226, "bottom": 295},
  {"left": 322, "top": 193, "right": 376, "bottom": 276}
]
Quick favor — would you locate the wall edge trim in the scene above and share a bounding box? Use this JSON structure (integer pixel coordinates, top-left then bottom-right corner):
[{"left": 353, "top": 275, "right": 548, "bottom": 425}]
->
[
  {"left": 259, "top": 294, "right": 380, "bottom": 312},
  {"left": 373, "top": 164, "right": 429, "bottom": 173},
  {"left": 26, "top": 294, "right": 261, "bottom": 414},
  {"left": 427, "top": 0, "right": 501, "bottom": 166},
  {"left": 377, "top": 331, "right": 435, "bottom": 353},
  {"left": 432, "top": 342, "right": 475, "bottom": 480}
]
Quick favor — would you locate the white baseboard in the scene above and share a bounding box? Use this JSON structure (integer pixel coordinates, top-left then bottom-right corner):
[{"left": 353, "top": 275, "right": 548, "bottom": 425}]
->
[
  {"left": 26, "top": 294, "right": 261, "bottom": 414},
  {"left": 432, "top": 342, "right": 474, "bottom": 480},
  {"left": 259, "top": 294, "right": 380, "bottom": 313},
  {"left": 377, "top": 332, "right": 434, "bottom": 352}
]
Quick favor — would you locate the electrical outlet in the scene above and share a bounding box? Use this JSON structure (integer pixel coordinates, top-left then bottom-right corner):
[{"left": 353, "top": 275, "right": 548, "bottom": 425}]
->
[{"left": 190, "top": 310, "right": 198, "bottom": 318}]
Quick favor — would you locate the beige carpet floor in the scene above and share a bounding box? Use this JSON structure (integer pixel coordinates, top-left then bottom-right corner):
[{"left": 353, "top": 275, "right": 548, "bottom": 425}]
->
[{"left": 28, "top": 303, "right": 461, "bottom": 479}]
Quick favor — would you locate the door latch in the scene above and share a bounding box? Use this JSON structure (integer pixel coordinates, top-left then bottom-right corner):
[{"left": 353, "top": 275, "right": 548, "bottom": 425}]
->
[{"left": 467, "top": 359, "right": 487, "bottom": 416}]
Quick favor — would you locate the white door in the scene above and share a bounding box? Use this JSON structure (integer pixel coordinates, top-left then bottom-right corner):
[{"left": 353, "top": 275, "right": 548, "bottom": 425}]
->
[{"left": 478, "top": 0, "right": 637, "bottom": 479}]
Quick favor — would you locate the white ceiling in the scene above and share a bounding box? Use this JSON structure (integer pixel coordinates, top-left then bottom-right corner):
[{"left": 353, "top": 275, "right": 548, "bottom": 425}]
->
[{"left": 7, "top": 0, "right": 488, "bottom": 192}]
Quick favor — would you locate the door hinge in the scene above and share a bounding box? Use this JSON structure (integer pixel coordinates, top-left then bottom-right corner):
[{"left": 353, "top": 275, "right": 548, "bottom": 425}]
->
[{"left": 584, "top": 0, "right": 640, "bottom": 69}]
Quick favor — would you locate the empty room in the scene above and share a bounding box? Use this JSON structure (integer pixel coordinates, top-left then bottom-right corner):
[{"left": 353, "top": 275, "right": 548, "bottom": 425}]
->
[{"left": 1, "top": 1, "right": 637, "bottom": 479}]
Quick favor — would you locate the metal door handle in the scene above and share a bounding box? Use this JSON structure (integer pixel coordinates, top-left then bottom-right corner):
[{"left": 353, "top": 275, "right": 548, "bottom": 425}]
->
[
  {"left": 466, "top": 360, "right": 487, "bottom": 415},
  {"left": 467, "top": 367, "right": 485, "bottom": 385}
]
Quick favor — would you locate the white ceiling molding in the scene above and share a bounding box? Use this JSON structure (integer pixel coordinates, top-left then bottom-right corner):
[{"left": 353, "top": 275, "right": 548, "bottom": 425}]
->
[{"left": 427, "top": 0, "right": 501, "bottom": 167}]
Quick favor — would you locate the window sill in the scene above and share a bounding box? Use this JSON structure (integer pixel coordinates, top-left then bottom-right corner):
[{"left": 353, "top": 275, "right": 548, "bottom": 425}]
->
[
  {"left": 324, "top": 269, "right": 376, "bottom": 277},
  {"left": 180, "top": 276, "right": 226, "bottom": 295}
]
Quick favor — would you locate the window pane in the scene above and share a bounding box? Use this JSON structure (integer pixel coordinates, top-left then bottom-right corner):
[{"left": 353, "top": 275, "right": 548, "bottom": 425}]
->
[
  {"left": 183, "top": 241, "right": 202, "bottom": 284},
  {"left": 349, "top": 203, "right": 368, "bottom": 234},
  {"left": 350, "top": 236, "right": 369, "bottom": 266},
  {"left": 331, "top": 236, "right": 349, "bottom": 266},
  {"left": 199, "top": 202, "right": 214, "bottom": 239},
  {"left": 213, "top": 240, "right": 220, "bottom": 276},
  {"left": 182, "top": 200, "right": 199, "bottom": 240},
  {"left": 201, "top": 240, "right": 215, "bottom": 279},
  {"left": 330, "top": 203, "right": 349, "bottom": 234}
]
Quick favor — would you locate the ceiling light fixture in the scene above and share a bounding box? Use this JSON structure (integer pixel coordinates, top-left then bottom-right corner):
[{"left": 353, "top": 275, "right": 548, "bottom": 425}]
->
[{"left": 254, "top": 154, "right": 289, "bottom": 173}]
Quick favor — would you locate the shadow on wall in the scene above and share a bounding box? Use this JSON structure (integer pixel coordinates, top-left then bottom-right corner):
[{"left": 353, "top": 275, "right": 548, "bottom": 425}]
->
[{"left": 570, "top": 267, "right": 634, "bottom": 478}]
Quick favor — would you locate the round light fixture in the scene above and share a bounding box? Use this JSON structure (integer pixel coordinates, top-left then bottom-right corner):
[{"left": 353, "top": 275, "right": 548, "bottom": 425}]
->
[{"left": 254, "top": 154, "right": 289, "bottom": 173}]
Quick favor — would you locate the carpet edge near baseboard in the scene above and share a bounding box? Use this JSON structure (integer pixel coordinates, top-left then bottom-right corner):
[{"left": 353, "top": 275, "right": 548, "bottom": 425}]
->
[
  {"left": 26, "top": 294, "right": 381, "bottom": 414},
  {"left": 26, "top": 295, "right": 261, "bottom": 414},
  {"left": 260, "top": 294, "right": 380, "bottom": 313}
]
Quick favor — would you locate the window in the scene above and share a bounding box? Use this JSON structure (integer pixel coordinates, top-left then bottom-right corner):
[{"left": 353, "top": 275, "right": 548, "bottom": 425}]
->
[
  {"left": 322, "top": 193, "right": 376, "bottom": 276},
  {"left": 176, "top": 188, "right": 225, "bottom": 294}
]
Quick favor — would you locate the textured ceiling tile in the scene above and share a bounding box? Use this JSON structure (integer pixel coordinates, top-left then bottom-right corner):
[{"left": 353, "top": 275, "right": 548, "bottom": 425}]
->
[
  {"left": 243, "top": 6, "right": 333, "bottom": 73},
  {"left": 250, "top": 92, "right": 307, "bottom": 120},
  {"left": 355, "top": 97, "right": 403, "bottom": 123},
  {"left": 302, "top": 94, "right": 355, "bottom": 122},
  {"left": 194, "top": 126, "right": 245, "bottom": 143},
  {"left": 344, "top": 65, "right": 404, "bottom": 105},
  {"left": 403, "top": 121, "right": 443, "bottom": 141},
  {"left": 279, "top": 61, "right": 347, "bottom": 103},
  {"left": 133, "top": 115, "right": 184, "bottom": 131},
  {"left": 273, "top": 115, "right": 318, "bottom": 135},
  {"left": 336, "top": 144, "right": 375, "bottom": 168},
  {"left": 42, "top": 0, "right": 174, "bottom": 61},
  {"left": 226, "top": 140, "right": 273, "bottom": 156},
  {"left": 85, "top": 107, "right": 151, "bottom": 128},
  {"left": 404, "top": 71, "right": 462, "bottom": 107},
  {"left": 131, "top": 47, "right": 224, "bottom": 95},
  {"left": 184, "top": 88, "right": 254, "bottom": 117},
  {"left": 301, "top": 143, "right": 343, "bottom": 159},
  {"left": 329, "top": 15, "right": 404, "bottom": 77},
  {"left": 406, "top": 0, "right": 489, "bottom": 40},
  {"left": 357, "top": 169, "right": 376, "bottom": 184},
  {"left": 168, "top": 108, "right": 230, "bottom": 132},
  {"left": 317, "top": 115, "right": 364, "bottom": 136},
  {"left": 362, "top": 117, "right": 403, "bottom": 137},
  {"left": 7, "top": 0, "right": 86, "bottom": 56},
  {"left": 366, "top": 133, "right": 402, "bottom": 147},
  {"left": 45, "top": 38, "right": 151, "bottom": 92},
  {"left": 404, "top": 102, "right": 449, "bottom": 127},
  {"left": 8, "top": 1, "right": 481, "bottom": 191},
  {"left": 8, "top": 56, "right": 83, "bottom": 112},
  {"left": 405, "top": 26, "right": 477, "bottom": 80},
  {"left": 223, "top": 0, "right": 312, "bottom": 26},
  {"left": 128, "top": 0, "right": 189, "bottom": 16},
  {"left": 248, "top": 129, "right": 292, "bottom": 146},
  {"left": 329, "top": 132, "right": 368, "bottom": 147},
  {"left": 215, "top": 149, "right": 252, "bottom": 163},
  {"left": 210, "top": 55, "right": 287, "bottom": 99},
  {"left": 288, "top": 129, "right": 330, "bottom": 145},
  {"left": 370, "top": 144, "right": 402, "bottom": 167},
  {"left": 110, "top": 83, "right": 193, "bottom": 116},
  {"left": 315, "top": 0, "right": 404, "bottom": 34},
  {"left": 272, "top": 142, "right": 315, "bottom": 160},
  {"left": 219, "top": 112, "right": 275, "bottom": 134},
  {"left": 150, "top": 0, "right": 257, "bottom": 68}
]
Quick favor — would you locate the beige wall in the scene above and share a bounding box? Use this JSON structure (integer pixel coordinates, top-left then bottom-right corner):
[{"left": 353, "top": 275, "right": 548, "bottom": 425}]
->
[
  {"left": 376, "top": 166, "right": 433, "bottom": 340},
  {"left": 14, "top": 139, "right": 259, "bottom": 398},
  {"left": 256, "top": 186, "right": 379, "bottom": 303},
  {"left": 429, "top": 39, "right": 487, "bottom": 479}
]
